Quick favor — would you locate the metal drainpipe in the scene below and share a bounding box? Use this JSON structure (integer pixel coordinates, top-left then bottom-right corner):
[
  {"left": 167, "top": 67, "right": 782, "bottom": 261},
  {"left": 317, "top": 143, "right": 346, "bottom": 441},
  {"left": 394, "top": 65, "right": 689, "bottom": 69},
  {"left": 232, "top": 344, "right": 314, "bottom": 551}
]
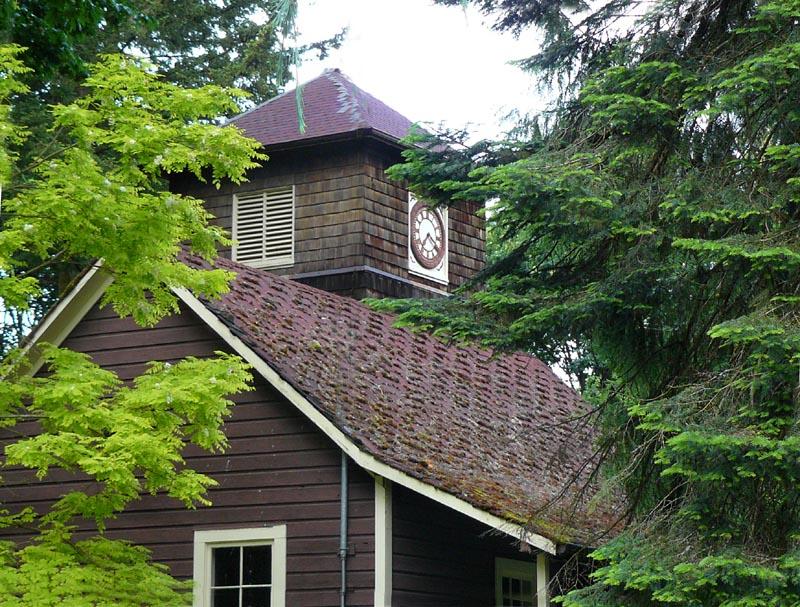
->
[{"left": 339, "top": 451, "right": 349, "bottom": 607}]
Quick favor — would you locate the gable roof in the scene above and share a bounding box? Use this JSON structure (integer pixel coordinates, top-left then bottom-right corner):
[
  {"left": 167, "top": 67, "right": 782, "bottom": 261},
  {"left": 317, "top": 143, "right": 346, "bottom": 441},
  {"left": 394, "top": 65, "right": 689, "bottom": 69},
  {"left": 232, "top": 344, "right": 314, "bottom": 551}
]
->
[
  {"left": 26, "top": 257, "right": 622, "bottom": 550},
  {"left": 229, "top": 69, "right": 414, "bottom": 148},
  {"left": 182, "top": 256, "right": 621, "bottom": 548}
]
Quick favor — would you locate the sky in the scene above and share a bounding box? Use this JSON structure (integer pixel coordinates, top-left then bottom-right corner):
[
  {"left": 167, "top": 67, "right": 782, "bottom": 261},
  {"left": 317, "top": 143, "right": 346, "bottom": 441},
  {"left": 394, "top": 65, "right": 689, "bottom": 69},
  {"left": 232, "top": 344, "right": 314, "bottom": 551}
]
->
[{"left": 294, "top": 0, "right": 548, "bottom": 140}]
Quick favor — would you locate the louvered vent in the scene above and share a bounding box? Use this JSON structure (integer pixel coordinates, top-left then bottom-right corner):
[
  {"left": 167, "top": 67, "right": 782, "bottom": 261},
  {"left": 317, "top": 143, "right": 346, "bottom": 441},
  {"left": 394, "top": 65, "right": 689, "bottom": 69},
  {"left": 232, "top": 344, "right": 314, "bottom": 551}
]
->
[{"left": 232, "top": 187, "right": 295, "bottom": 268}]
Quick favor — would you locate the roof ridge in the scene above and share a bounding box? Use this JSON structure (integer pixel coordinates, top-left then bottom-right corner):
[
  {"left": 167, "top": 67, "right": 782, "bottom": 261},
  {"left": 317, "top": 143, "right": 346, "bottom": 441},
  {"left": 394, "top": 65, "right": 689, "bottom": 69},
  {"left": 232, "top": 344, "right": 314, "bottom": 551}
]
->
[
  {"left": 324, "top": 69, "right": 370, "bottom": 129},
  {"left": 227, "top": 68, "right": 414, "bottom": 147}
]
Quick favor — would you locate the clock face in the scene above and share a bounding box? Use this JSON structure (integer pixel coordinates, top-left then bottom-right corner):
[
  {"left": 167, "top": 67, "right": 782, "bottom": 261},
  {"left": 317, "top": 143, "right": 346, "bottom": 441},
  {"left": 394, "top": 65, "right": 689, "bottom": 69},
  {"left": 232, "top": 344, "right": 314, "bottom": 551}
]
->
[{"left": 410, "top": 200, "right": 446, "bottom": 270}]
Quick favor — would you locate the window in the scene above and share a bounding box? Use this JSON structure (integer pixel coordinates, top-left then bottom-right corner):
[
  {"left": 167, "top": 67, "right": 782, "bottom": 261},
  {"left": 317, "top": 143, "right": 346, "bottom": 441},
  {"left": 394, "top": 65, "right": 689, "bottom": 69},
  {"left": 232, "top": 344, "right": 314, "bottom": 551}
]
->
[
  {"left": 495, "top": 557, "right": 540, "bottom": 607},
  {"left": 232, "top": 187, "right": 295, "bottom": 269},
  {"left": 194, "top": 527, "right": 287, "bottom": 607}
]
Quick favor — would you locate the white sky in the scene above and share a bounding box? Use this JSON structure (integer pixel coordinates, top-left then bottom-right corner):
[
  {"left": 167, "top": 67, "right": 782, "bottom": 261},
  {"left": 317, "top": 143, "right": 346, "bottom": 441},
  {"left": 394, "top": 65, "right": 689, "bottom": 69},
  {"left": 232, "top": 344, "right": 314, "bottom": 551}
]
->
[{"left": 294, "top": 0, "right": 547, "bottom": 140}]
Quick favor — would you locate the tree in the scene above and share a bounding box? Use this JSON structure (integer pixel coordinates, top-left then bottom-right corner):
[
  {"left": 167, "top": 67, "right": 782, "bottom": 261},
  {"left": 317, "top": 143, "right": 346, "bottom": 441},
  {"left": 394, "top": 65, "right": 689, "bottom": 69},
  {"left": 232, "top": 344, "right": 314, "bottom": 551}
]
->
[
  {"left": 1, "top": 0, "right": 334, "bottom": 354},
  {"left": 381, "top": 0, "right": 800, "bottom": 604},
  {"left": 0, "top": 46, "right": 261, "bottom": 605},
  {"left": 2, "top": 0, "right": 342, "bottom": 104},
  {"left": 96, "top": 0, "right": 344, "bottom": 104}
]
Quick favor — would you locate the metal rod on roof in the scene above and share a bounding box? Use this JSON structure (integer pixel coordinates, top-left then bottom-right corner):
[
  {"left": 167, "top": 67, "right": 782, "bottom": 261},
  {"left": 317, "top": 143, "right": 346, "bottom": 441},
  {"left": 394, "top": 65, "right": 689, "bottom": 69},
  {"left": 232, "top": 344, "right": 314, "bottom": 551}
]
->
[{"left": 339, "top": 450, "right": 349, "bottom": 607}]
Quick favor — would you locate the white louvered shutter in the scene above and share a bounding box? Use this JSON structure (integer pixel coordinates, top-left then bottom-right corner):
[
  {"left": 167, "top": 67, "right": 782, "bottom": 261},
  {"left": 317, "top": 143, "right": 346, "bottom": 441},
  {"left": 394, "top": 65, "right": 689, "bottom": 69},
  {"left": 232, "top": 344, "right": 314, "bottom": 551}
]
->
[{"left": 233, "top": 187, "right": 295, "bottom": 268}]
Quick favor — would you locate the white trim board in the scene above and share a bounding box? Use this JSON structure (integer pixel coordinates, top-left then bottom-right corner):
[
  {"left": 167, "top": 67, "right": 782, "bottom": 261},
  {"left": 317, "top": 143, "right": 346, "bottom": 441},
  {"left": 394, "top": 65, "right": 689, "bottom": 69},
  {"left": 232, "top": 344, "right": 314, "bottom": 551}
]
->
[
  {"left": 19, "top": 269, "right": 559, "bottom": 555},
  {"left": 20, "top": 264, "right": 113, "bottom": 376},
  {"left": 174, "top": 287, "right": 558, "bottom": 555},
  {"left": 537, "top": 552, "right": 549, "bottom": 607},
  {"left": 374, "top": 477, "right": 392, "bottom": 607}
]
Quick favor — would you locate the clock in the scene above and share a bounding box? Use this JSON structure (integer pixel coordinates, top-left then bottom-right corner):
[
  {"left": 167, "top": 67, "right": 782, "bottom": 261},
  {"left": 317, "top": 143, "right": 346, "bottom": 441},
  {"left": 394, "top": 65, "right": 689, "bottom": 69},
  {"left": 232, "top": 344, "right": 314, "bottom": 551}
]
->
[{"left": 410, "top": 199, "right": 446, "bottom": 270}]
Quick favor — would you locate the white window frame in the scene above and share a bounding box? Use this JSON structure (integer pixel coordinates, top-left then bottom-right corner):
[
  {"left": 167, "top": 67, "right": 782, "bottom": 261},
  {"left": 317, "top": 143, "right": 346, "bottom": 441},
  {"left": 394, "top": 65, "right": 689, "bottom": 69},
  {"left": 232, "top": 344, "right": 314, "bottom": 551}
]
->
[
  {"left": 232, "top": 186, "right": 295, "bottom": 269},
  {"left": 194, "top": 526, "right": 287, "bottom": 607},
  {"left": 495, "top": 555, "right": 548, "bottom": 607}
]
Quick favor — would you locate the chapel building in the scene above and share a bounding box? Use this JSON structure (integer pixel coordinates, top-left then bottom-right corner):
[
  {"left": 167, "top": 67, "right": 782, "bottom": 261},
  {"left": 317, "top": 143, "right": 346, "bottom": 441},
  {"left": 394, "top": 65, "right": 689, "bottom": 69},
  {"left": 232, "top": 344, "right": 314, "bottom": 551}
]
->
[
  {"left": 171, "top": 68, "right": 486, "bottom": 300},
  {"left": 1, "top": 70, "right": 619, "bottom": 607}
]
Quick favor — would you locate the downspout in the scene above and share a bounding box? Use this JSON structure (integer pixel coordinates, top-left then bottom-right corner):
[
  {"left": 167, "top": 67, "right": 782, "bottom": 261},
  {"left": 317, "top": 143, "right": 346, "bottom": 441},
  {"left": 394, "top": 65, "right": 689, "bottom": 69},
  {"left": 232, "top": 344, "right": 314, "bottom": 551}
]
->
[{"left": 339, "top": 451, "right": 349, "bottom": 607}]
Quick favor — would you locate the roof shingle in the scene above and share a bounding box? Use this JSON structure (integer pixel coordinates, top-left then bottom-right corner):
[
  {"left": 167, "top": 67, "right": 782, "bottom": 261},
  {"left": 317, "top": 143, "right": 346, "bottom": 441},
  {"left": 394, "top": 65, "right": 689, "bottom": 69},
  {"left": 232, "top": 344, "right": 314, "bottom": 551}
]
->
[
  {"left": 229, "top": 69, "right": 413, "bottom": 148},
  {"left": 188, "top": 256, "right": 622, "bottom": 546}
]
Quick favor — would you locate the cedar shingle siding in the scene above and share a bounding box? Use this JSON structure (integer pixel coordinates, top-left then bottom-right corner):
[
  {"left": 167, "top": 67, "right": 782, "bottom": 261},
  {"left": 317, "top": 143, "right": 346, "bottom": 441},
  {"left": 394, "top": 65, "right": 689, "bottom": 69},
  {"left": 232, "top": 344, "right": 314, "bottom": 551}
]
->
[{"left": 172, "top": 140, "right": 485, "bottom": 299}]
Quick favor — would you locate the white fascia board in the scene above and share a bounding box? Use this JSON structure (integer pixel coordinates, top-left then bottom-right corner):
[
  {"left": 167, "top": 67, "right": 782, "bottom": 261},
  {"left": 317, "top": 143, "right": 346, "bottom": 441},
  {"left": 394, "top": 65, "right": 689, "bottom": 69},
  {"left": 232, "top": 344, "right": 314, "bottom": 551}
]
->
[
  {"left": 20, "top": 264, "right": 113, "bottom": 375},
  {"left": 174, "top": 287, "right": 559, "bottom": 555},
  {"left": 14, "top": 269, "right": 559, "bottom": 555}
]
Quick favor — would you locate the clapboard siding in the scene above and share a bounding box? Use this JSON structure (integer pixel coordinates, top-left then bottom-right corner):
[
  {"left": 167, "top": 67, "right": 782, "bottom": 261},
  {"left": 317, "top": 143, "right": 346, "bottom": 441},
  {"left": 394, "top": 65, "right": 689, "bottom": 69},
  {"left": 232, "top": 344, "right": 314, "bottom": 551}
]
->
[
  {"left": 0, "top": 301, "right": 375, "bottom": 607},
  {"left": 392, "top": 484, "right": 537, "bottom": 607}
]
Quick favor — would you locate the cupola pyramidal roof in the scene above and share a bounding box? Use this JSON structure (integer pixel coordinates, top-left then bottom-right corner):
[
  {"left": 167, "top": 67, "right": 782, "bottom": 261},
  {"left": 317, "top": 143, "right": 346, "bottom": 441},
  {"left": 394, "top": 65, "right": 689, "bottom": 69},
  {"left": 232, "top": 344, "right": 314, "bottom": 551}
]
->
[{"left": 229, "top": 69, "right": 414, "bottom": 148}]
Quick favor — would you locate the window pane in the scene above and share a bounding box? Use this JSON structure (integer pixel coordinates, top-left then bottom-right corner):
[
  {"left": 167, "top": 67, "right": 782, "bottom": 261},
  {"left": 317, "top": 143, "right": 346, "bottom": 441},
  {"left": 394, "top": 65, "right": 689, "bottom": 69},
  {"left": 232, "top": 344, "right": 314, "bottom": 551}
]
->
[
  {"left": 522, "top": 579, "right": 532, "bottom": 596},
  {"left": 511, "top": 578, "right": 520, "bottom": 595},
  {"left": 212, "top": 588, "right": 239, "bottom": 607},
  {"left": 242, "top": 587, "right": 270, "bottom": 607},
  {"left": 502, "top": 576, "right": 510, "bottom": 594},
  {"left": 213, "top": 547, "right": 240, "bottom": 587},
  {"left": 243, "top": 545, "right": 271, "bottom": 585}
]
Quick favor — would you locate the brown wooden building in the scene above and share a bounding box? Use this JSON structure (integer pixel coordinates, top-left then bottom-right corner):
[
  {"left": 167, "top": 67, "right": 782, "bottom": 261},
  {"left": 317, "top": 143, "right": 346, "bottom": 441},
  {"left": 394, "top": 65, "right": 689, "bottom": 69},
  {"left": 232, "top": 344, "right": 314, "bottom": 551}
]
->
[
  {"left": 2, "top": 71, "right": 618, "bottom": 607},
  {"left": 171, "top": 68, "right": 485, "bottom": 300}
]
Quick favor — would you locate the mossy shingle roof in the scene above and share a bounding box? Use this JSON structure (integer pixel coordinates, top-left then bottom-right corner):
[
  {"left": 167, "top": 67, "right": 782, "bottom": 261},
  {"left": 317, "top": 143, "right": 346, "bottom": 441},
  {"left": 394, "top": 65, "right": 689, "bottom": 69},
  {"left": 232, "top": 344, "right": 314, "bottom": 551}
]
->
[{"left": 189, "top": 256, "right": 622, "bottom": 547}]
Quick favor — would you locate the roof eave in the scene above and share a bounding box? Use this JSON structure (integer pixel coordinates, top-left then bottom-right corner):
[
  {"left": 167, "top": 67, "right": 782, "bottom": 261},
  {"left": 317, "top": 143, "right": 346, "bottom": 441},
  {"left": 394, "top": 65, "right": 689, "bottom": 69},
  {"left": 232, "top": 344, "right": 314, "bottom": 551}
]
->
[
  {"left": 254, "top": 127, "right": 409, "bottom": 155},
  {"left": 18, "top": 264, "right": 570, "bottom": 555}
]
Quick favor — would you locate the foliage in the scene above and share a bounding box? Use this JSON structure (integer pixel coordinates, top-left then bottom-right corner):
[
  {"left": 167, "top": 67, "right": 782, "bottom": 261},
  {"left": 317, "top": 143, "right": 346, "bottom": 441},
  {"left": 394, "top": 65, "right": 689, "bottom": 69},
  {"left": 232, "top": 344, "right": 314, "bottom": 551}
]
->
[
  {"left": 94, "top": 0, "right": 344, "bottom": 105},
  {"left": 0, "top": 46, "right": 260, "bottom": 605},
  {"left": 1, "top": 0, "right": 342, "bottom": 104},
  {"left": 0, "top": 347, "right": 252, "bottom": 606},
  {"left": 0, "top": 0, "right": 133, "bottom": 83},
  {"left": 0, "top": 47, "right": 265, "bottom": 324},
  {"left": 386, "top": 0, "right": 800, "bottom": 604},
  {"left": 0, "top": 0, "right": 338, "bottom": 352}
]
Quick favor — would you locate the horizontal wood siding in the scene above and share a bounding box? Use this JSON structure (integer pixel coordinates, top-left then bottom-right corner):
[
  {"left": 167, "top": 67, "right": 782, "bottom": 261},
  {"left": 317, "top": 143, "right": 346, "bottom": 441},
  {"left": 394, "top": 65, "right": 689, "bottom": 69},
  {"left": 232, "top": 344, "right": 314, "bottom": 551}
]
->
[
  {"left": 0, "top": 302, "right": 375, "bottom": 606},
  {"left": 392, "top": 484, "right": 537, "bottom": 607}
]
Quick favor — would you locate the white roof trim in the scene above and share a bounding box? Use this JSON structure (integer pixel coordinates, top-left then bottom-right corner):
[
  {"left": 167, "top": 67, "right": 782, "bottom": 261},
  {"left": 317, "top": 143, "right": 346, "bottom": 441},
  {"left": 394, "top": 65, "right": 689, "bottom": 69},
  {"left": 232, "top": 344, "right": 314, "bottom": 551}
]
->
[
  {"left": 174, "top": 287, "right": 558, "bottom": 555},
  {"left": 21, "top": 264, "right": 113, "bottom": 376},
  {"left": 19, "top": 270, "right": 558, "bottom": 555}
]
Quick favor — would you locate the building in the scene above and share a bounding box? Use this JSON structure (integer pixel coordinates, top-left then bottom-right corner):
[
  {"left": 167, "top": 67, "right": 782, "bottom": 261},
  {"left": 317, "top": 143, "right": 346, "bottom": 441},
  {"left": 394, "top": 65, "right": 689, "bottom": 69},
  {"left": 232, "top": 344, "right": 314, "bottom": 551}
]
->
[
  {"left": 3, "top": 70, "right": 618, "bottom": 606},
  {"left": 170, "top": 68, "right": 485, "bottom": 300}
]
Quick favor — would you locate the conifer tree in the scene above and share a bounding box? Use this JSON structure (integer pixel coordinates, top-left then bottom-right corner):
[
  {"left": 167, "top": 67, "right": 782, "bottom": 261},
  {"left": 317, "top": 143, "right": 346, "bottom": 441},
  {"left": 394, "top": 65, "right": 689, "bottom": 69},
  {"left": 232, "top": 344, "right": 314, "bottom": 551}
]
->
[{"left": 382, "top": 1, "right": 800, "bottom": 603}]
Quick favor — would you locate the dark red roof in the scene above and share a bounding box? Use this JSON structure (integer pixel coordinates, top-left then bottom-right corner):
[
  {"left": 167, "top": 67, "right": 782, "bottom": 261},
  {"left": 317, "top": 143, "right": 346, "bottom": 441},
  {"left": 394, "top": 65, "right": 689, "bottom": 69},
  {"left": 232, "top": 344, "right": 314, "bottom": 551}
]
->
[
  {"left": 229, "top": 69, "right": 413, "bottom": 148},
  {"left": 188, "top": 256, "right": 622, "bottom": 546}
]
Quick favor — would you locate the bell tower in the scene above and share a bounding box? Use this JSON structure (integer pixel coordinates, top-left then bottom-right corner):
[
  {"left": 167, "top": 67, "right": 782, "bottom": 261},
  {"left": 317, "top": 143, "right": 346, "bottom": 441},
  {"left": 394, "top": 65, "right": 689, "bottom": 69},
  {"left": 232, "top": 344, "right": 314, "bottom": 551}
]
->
[{"left": 171, "top": 69, "right": 485, "bottom": 299}]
